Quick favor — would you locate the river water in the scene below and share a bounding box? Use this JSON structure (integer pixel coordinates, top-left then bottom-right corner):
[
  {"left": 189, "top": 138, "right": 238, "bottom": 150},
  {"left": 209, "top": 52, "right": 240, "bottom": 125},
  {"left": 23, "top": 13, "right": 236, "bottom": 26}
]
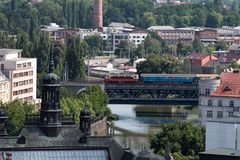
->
[{"left": 108, "top": 104, "right": 198, "bottom": 154}]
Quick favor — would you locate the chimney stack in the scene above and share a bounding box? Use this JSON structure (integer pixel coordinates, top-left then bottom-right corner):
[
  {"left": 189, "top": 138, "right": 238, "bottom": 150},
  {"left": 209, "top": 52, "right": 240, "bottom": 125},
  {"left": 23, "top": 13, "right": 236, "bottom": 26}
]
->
[{"left": 93, "top": 0, "right": 103, "bottom": 30}]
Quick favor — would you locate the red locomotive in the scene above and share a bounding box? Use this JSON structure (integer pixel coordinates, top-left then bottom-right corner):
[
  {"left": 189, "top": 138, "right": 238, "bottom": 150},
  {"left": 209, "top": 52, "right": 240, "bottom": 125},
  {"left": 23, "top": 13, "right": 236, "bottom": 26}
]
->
[{"left": 104, "top": 75, "right": 138, "bottom": 83}]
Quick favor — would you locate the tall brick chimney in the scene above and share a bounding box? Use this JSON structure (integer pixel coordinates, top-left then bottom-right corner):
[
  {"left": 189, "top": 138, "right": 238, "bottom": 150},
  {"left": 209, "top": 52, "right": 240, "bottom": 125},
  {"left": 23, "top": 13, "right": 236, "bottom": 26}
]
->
[{"left": 93, "top": 0, "right": 103, "bottom": 30}]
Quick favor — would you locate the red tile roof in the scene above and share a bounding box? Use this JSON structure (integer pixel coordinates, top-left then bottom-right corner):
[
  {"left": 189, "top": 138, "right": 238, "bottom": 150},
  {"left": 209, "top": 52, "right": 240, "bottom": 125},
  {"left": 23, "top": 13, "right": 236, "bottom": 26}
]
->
[
  {"left": 188, "top": 52, "right": 208, "bottom": 60},
  {"left": 188, "top": 52, "right": 218, "bottom": 61},
  {"left": 212, "top": 72, "right": 240, "bottom": 97}
]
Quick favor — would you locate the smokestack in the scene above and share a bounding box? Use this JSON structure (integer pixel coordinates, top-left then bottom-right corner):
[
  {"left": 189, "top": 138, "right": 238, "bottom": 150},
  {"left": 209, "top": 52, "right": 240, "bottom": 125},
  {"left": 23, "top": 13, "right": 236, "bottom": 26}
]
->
[{"left": 93, "top": 0, "right": 103, "bottom": 30}]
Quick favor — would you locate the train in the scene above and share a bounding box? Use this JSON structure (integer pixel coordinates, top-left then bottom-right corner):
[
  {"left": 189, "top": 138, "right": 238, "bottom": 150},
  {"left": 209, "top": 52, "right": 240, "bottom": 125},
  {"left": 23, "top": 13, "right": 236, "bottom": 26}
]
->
[{"left": 104, "top": 73, "right": 217, "bottom": 84}]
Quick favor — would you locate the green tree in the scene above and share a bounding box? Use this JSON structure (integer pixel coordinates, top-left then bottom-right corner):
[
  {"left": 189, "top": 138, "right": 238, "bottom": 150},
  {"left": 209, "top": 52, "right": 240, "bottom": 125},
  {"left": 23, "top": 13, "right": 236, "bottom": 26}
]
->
[
  {"left": 2, "top": 100, "right": 35, "bottom": 135},
  {"left": 84, "top": 34, "right": 104, "bottom": 56},
  {"left": 35, "top": 32, "right": 51, "bottom": 72},
  {"left": 79, "top": 86, "right": 110, "bottom": 118},
  {"left": 16, "top": 31, "right": 31, "bottom": 57},
  {"left": 215, "top": 40, "right": 228, "bottom": 51},
  {"left": 206, "top": 11, "right": 223, "bottom": 28},
  {"left": 137, "top": 54, "right": 183, "bottom": 74},
  {"left": 192, "top": 37, "right": 203, "bottom": 53},
  {"left": 150, "top": 121, "right": 205, "bottom": 158},
  {"left": 66, "top": 35, "right": 86, "bottom": 80}
]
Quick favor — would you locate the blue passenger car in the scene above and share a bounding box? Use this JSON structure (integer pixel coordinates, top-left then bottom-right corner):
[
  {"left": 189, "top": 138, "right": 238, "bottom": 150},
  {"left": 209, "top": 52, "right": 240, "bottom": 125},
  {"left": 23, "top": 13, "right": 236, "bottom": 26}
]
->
[{"left": 139, "top": 74, "right": 198, "bottom": 83}]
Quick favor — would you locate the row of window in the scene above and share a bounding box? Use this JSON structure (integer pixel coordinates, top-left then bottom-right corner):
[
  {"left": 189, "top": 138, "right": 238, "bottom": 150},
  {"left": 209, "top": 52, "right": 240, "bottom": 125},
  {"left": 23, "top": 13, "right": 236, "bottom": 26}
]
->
[
  {"left": 0, "top": 83, "right": 8, "bottom": 91},
  {"left": 160, "top": 31, "right": 193, "bottom": 34},
  {"left": 13, "top": 71, "right": 33, "bottom": 78},
  {"left": 207, "top": 100, "right": 234, "bottom": 107},
  {"left": 20, "top": 96, "right": 33, "bottom": 101},
  {"left": 13, "top": 79, "right": 33, "bottom": 87},
  {"left": 205, "top": 110, "right": 233, "bottom": 118},
  {"left": 17, "top": 62, "right": 32, "bottom": 69},
  {"left": 13, "top": 88, "right": 33, "bottom": 96}
]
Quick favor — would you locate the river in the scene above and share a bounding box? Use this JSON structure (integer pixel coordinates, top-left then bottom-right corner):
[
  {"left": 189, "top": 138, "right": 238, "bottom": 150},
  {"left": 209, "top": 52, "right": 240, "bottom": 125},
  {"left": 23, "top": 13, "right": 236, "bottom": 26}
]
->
[{"left": 108, "top": 104, "right": 198, "bottom": 154}]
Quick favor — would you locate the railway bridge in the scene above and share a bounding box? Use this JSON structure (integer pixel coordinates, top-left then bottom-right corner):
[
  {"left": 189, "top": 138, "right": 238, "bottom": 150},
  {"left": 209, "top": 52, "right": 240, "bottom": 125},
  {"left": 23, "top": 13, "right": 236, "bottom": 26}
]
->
[{"left": 61, "top": 81, "right": 199, "bottom": 105}]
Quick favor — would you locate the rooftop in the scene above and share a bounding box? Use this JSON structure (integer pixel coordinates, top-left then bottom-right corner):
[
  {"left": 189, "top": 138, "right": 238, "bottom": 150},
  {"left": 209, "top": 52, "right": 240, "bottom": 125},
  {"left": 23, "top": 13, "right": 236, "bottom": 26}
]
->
[
  {"left": 212, "top": 72, "right": 240, "bottom": 97},
  {"left": 147, "top": 26, "right": 174, "bottom": 30},
  {"left": 199, "top": 148, "right": 240, "bottom": 157},
  {"left": 0, "top": 49, "right": 22, "bottom": 54}
]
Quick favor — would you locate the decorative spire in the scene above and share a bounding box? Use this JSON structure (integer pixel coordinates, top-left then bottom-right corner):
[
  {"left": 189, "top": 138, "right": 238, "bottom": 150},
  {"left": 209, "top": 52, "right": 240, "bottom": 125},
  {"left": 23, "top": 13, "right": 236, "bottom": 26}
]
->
[
  {"left": 49, "top": 46, "right": 54, "bottom": 73},
  {"left": 0, "top": 108, "right": 8, "bottom": 136}
]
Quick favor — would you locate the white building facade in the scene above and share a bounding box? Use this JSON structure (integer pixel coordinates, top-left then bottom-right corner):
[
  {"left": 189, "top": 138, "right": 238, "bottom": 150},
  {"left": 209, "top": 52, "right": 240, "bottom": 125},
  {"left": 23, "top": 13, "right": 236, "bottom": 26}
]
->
[
  {"left": 0, "top": 49, "right": 38, "bottom": 104},
  {"left": 0, "top": 72, "right": 9, "bottom": 103},
  {"left": 199, "top": 72, "right": 240, "bottom": 125},
  {"left": 206, "top": 119, "right": 240, "bottom": 150}
]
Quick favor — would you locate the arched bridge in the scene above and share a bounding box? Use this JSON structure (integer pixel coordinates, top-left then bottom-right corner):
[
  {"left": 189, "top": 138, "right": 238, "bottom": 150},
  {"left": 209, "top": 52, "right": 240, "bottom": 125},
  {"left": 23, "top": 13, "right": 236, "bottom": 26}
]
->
[{"left": 61, "top": 81, "right": 199, "bottom": 105}]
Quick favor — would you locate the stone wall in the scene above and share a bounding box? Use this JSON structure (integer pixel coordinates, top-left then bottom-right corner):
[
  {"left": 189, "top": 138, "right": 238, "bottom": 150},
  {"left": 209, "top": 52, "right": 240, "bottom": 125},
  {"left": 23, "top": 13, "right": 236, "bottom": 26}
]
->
[{"left": 91, "top": 117, "right": 107, "bottom": 135}]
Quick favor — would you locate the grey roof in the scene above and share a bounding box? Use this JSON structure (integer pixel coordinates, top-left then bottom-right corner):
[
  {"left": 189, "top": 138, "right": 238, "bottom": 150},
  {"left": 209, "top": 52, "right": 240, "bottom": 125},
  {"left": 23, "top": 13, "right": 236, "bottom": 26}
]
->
[
  {"left": 199, "top": 148, "right": 240, "bottom": 157},
  {"left": 0, "top": 123, "right": 140, "bottom": 160}
]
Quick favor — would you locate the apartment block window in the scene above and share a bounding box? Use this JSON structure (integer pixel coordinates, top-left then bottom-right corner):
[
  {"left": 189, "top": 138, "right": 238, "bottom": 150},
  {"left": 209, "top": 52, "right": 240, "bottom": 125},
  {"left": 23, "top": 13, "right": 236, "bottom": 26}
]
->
[
  {"left": 23, "top": 63, "right": 26, "bottom": 68},
  {"left": 27, "top": 62, "right": 31, "bottom": 67},
  {"left": 29, "top": 71, "right": 33, "bottom": 76},
  {"left": 229, "top": 112, "right": 234, "bottom": 117},
  {"left": 205, "top": 89, "right": 210, "bottom": 95},
  {"left": 13, "top": 73, "right": 18, "bottom": 78},
  {"left": 208, "top": 100, "right": 212, "bottom": 106},
  {"left": 29, "top": 79, "right": 33, "bottom": 84},
  {"left": 207, "top": 111, "right": 213, "bottom": 118},
  {"left": 217, "top": 111, "right": 223, "bottom": 118},
  {"left": 230, "top": 101, "right": 234, "bottom": 107},
  {"left": 17, "top": 64, "right": 21, "bottom": 68},
  {"left": 218, "top": 100, "right": 222, "bottom": 107}
]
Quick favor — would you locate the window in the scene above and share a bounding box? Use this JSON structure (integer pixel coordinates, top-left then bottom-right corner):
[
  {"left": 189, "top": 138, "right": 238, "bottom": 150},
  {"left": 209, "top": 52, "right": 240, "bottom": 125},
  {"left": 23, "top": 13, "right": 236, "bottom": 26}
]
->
[
  {"left": 207, "top": 111, "right": 213, "bottom": 118},
  {"left": 13, "top": 73, "right": 18, "bottom": 78},
  {"left": 17, "top": 64, "right": 21, "bottom": 68},
  {"left": 218, "top": 100, "right": 222, "bottom": 107},
  {"left": 29, "top": 79, "right": 33, "bottom": 84},
  {"left": 199, "top": 99, "right": 202, "bottom": 105},
  {"left": 229, "top": 112, "right": 234, "bottom": 117},
  {"left": 205, "top": 89, "right": 210, "bottom": 95},
  {"left": 27, "top": 62, "right": 31, "bottom": 67},
  {"left": 29, "top": 71, "right": 33, "bottom": 76},
  {"left": 208, "top": 100, "right": 212, "bottom": 106},
  {"left": 230, "top": 101, "right": 234, "bottom": 107},
  {"left": 199, "top": 111, "right": 202, "bottom": 117},
  {"left": 217, "top": 111, "right": 223, "bottom": 118},
  {"left": 23, "top": 63, "right": 26, "bottom": 67}
]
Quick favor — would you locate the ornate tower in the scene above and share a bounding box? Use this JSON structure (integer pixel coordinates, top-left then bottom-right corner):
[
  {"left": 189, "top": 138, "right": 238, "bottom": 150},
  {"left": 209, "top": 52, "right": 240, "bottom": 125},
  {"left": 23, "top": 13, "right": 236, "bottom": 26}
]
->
[
  {"left": 80, "top": 107, "right": 91, "bottom": 136},
  {"left": 0, "top": 108, "right": 8, "bottom": 136},
  {"left": 93, "top": 0, "right": 103, "bottom": 30},
  {"left": 40, "top": 51, "right": 61, "bottom": 137}
]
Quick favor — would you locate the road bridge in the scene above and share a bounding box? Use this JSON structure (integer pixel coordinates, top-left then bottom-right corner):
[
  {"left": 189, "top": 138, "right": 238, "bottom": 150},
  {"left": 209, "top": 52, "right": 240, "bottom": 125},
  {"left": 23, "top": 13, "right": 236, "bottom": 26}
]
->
[{"left": 61, "top": 81, "right": 199, "bottom": 105}]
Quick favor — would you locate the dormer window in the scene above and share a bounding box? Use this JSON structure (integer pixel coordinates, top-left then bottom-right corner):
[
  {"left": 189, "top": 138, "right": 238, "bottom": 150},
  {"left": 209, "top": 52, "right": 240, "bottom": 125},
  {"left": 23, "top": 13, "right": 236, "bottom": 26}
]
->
[
  {"left": 230, "top": 101, "right": 234, "bottom": 107},
  {"left": 223, "top": 86, "right": 231, "bottom": 92}
]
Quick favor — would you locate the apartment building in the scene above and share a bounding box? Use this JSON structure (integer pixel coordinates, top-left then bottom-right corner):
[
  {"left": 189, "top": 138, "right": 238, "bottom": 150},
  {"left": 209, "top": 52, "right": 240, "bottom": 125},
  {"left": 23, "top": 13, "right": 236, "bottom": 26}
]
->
[
  {"left": 0, "top": 49, "right": 38, "bottom": 104},
  {"left": 198, "top": 71, "right": 240, "bottom": 125},
  {"left": 147, "top": 26, "right": 195, "bottom": 45}
]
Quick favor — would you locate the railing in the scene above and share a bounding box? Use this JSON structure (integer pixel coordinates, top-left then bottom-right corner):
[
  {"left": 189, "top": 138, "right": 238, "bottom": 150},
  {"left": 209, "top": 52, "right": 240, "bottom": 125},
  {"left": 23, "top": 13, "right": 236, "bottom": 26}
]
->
[{"left": 25, "top": 114, "right": 40, "bottom": 124}]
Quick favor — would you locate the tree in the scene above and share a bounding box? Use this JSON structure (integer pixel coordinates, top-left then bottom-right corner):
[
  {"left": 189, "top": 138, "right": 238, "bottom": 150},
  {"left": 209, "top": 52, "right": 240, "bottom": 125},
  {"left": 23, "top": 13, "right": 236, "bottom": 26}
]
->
[
  {"left": 150, "top": 122, "right": 205, "bottom": 158},
  {"left": 16, "top": 31, "right": 31, "bottom": 57},
  {"left": 192, "top": 37, "right": 203, "bottom": 53},
  {"left": 2, "top": 100, "right": 35, "bottom": 135},
  {"left": 215, "top": 40, "right": 228, "bottom": 51},
  {"left": 66, "top": 35, "right": 86, "bottom": 81},
  {"left": 84, "top": 34, "right": 104, "bottom": 56},
  {"left": 206, "top": 11, "right": 223, "bottom": 28},
  {"left": 79, "top": 86, "right": 110, "bottom": 118},
  {"left": 35, "top": 32, "right": 51, "bottom": 72},
  {"left": 137, "top": 54, "right": 183, "bottom": 74}
]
